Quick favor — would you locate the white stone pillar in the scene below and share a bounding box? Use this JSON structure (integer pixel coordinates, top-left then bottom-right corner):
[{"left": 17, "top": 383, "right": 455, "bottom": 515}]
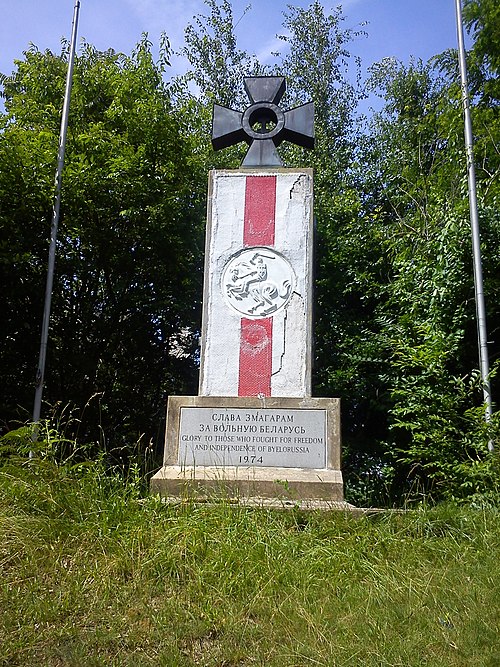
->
[{"left": 199, "top": 168, "right": 313, "bottom": 398}]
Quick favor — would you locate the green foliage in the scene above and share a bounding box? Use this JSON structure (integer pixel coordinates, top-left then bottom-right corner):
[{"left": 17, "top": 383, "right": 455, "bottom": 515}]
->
[
  {"left": 178, "top": 0, "right": 260, "bottom": 108},
  {"left": 463, "top": 0, "right": 500, "bottom": 102},
  {"left": 276, "top": 1, "right": 365, "bottom": 177},
  {"left": 362, "top": 31, "right": 500, "bottom": 497},
  {"left": 0, "top": 37, "right": 205, "bottom": 451},
  {"left": 1, "top": 453, "right": 499, "bottom": 665},
  {"left": 265, "top": 3, "right": 392, "bottom": 495},
  {"left": 173, "top": 0, "right": 265, "bottom": 172},
  {"left": 1, "top": 1, "right": 500, "bottom": 504}
]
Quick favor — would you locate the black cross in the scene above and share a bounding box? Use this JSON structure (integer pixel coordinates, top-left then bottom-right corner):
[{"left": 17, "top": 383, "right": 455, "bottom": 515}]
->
[{"left": 212, "top": 76, "right": 314, "bottom": 167}]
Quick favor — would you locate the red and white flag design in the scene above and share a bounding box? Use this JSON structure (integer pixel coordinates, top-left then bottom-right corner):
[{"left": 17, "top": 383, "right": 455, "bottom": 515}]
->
[{"left": 200, "top": 170, "right": 313, "bottom": 398}]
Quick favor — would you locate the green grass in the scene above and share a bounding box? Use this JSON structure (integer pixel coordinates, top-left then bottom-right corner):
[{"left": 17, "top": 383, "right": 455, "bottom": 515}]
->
[{"left": 0, "top": 457, "right": 499, "bottom": 666}]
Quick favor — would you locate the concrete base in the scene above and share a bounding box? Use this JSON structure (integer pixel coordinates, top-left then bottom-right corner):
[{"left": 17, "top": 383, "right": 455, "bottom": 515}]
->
[
  {"left": 151, "top": 395, "right": 344, "bottom": 503},
  {"left": 156, "top": 495, "right": 360, "bottom": 513},
  {"left": 150, "top": 465, "right": 344, "bottom": 502}
]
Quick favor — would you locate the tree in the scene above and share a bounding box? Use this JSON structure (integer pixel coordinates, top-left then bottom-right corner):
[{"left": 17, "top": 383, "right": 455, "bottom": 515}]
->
[
  {"left": 173, "top": 0, "right": 264, "bottom": 172},
  {"left": 0, "top": 37, "right": 205, "bottom": 455},
  {"left": 275, "top": 3, "right": 394, "bottom": 498},
  {"left": 362, "top": 41, "right": 500, "bottom": 499},
  {"left": 2, "top": 1, "right": 498, "bottom": 503},
  {"left": 463, "top": 0, "right": 500, "bottom": 103}
]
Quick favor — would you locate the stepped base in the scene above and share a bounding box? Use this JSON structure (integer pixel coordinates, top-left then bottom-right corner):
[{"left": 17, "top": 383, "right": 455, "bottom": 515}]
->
[{"left": 150, "top": 465, "right": 344, "bottom": 502}]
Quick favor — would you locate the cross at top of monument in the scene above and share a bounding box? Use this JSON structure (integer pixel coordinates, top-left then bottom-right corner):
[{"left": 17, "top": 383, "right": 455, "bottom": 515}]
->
[{"left": 212, "top": 76, "right": 314, "bottom": 167}]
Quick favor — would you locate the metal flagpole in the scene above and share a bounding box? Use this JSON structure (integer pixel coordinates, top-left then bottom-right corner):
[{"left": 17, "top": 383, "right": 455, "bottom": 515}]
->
[
  {"left": 32, "top": 0, "right": 81, "bottom": 425},
  {"left": 454, "top": 0, "right": 494, "bottom": 451}
]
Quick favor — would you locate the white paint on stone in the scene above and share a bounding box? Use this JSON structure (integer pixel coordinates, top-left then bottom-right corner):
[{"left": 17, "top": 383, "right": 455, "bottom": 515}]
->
[
  {"left": 222, "top": 247, "right": 295, "bottom": 318},
  {"left": 199, "top": 169, "right": 313, "bottom": 397}
]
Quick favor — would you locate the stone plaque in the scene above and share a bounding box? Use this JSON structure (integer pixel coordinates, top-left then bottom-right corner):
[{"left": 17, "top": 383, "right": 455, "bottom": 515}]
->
[{"left": 178, "top": 407, "right": 326, "bottom": 468}]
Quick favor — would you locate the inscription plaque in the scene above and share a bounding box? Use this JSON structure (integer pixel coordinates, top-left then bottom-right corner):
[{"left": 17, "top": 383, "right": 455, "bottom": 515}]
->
[{"left": 178, "top": 407, "right": 327, "bottom": 468}]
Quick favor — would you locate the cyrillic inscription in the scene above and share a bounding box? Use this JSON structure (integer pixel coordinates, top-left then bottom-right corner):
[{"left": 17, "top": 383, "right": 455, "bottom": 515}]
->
[{"left": 178, "top": 407, "right": 326, "bottom": 468}]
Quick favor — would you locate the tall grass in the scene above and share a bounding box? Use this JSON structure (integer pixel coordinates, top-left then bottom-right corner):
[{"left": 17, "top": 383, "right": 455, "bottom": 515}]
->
[{"left": 0, "top": 431, "right": 499, "bottom": 666}]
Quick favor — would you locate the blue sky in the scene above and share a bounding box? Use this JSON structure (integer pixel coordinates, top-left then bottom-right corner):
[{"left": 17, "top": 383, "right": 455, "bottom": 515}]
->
[{"left": 1, "top": 0, "right": 464, "bottom": 111}]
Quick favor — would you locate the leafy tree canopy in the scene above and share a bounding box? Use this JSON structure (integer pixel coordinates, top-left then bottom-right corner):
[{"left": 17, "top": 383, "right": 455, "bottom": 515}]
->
[
  {"left": 1, "top": 1, "right": 499, "bottom": 503},
  {"left": 0, "top": 36, "right": 205, "bottom": 453}
]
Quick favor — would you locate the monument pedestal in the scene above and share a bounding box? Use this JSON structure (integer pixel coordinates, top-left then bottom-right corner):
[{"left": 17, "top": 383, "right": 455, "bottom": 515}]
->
[
  {"left": 150, "top": 396, "right": 344, "bottom": 502},
  {"left": 151, "top": 78, "right": 346, "bottom": 504}
]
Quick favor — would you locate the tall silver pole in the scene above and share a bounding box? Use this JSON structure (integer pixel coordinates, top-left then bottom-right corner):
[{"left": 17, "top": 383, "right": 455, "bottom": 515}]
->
[
  {"left": 455, "top": 0, "right": 494, "bottom": 451},
  {"left": 32, "top": 0, "right": 81, "bottom": 425}
]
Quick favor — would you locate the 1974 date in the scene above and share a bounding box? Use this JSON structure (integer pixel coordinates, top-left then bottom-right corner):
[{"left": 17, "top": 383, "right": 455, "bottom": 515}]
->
[{"left": 239, "top": 455, "right": 263, "bottom": 464}]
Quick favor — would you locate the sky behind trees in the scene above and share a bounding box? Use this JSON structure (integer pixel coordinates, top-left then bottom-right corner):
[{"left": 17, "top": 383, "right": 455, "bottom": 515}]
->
[{"left": 2, "top": 1, "right": 463, "bottom": 105}]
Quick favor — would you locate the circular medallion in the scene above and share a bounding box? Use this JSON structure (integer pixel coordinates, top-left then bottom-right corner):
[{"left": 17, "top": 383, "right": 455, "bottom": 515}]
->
[{"left": 221, "top": 247, "right": 295, "bottom": 318}]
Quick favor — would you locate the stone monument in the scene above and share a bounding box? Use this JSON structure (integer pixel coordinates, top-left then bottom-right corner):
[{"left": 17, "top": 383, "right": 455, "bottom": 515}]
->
[{"left": 151, "top": 77, "right": 344, "bottom": 503}]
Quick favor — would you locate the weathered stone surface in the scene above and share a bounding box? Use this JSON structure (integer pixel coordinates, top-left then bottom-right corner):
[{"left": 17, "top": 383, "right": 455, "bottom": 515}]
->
[
  {"left": 151, "top": 158, "right": 346, "bottom": 503},
  {"left": 150, "top": 465, "right": 344, "bottom": 502},
  {"left": 151, "top": 396, "right": 343, "bottom": 501},
  {"left": 178, "top": 406, "right": 327, "bottom": 468},
  {"left": 199, "top": 169, "right": 313, "bottom": 398}
]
